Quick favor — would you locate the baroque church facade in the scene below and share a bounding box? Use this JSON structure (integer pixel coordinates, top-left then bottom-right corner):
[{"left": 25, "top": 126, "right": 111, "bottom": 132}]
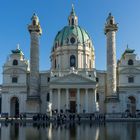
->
[{"left": 1, "top": 6, "right": 140, "bottom": 116}]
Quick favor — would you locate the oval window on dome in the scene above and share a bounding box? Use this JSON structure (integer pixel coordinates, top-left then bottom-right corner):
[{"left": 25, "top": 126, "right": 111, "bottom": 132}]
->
[{"left": 70, "top": 37, "right": 76, "bottom": 44}]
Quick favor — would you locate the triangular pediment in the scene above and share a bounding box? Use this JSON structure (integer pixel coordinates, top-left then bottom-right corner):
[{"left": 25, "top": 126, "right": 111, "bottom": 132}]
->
[
  {"left": 120, "top": 68, "right": 140, "bottom": 74},
  {"left": 50, "top": 73, "right": 96, "bottom": 85}
]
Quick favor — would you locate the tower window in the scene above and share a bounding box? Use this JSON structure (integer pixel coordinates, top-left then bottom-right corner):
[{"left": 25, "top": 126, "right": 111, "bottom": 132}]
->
[
  {"left": 70, "top": 37, "right": 75, "bottom": 44},
  {"left": 70, "top": 55, "right": 76, "bottom": 67},
  {"left": 128, "top": 59, "right": 133, "bottom": 65},
  {"left": 33, "top": 20, "right": 36, "bottom": 25},
  {"left": 13, "top": 60, "right": 18, "bottom": 65},
  {"left": 110, "top": 19, "right": 113, "bottom": 25},
  {"left": 128, "top": 77, "right": 134, "bottom": 83},
  {"left": 72, "top": 18, "right": 74, "bottom": 25},
  {"left": 12, "top": 77, "right": 18, "bottom": 83}
]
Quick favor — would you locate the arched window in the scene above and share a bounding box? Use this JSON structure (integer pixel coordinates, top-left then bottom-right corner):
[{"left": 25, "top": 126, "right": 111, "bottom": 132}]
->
[
  {"left": 70, "top": 55, "right": 76, "bottom": 67},
  {"left": 128, "top": 59, "right": 133, "bottom": 65},
  {"left": 72, "top": 18, "right": 74, "bottom": 25},
  {"left": 13, "top": 60, "right": 18, "bottom": 65}
]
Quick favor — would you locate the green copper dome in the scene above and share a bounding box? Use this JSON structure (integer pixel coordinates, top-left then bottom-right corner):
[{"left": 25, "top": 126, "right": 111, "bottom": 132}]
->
[
  {"left": 53, "top": 25, "right": 91, "bottom": 47},
  {"left": 52, "top": 5, "right": 93, "bottom": 51}
]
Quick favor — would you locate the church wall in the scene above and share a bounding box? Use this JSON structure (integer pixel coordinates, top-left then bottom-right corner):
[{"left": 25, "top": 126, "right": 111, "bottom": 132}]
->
[
  {"left": 52, "top": 43, "right": 94, "bottom": 70},
  {"left": 96, "top": 71, "right": 106, "bottom": 88},
  {"left": 40, "top": 93, "right": 46, "bottom": 113},
  {"left": 40, "top": 72, "right": 50, "bottom": 113},
  {"left": 98, "top": 92, "right": 105, "bottom": 113},
  {"left": 40, "top": 73, "right": 49, "bottom": 85},
  {"left": 119, "top": 89, "right": 140, "bottom": 112},
  {"left": 52, "top": 89, "right": 58, "bottom": 110},
  {"left": 3, "top": 73, "right": 27, "bottom": 85},
  {"left": 1, "top": 92, "right": 26, "bottom": 115},
  {"left": 119, "top": 74, "right": 140, "bottom": 86}
]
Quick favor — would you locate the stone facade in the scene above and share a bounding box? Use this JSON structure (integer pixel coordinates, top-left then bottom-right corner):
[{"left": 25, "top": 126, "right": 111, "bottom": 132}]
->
[{"left": 1, "top": 7, "right": 140, "bottom": 116}]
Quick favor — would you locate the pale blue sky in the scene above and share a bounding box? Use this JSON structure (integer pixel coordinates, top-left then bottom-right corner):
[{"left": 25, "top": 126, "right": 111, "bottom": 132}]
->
[{"left": 0, "top": 0, "right": 140, "bottom": 83}]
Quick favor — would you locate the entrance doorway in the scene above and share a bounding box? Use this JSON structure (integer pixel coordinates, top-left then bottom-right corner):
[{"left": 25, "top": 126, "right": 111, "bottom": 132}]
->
[
  {"left": 10, "top": 97, "right": 19, "bottom": 117},
  {"left": 70, "top": 101, "right": 76, "bottom": 113},
  {"left": 70, "top": 90, "right": 76, "bottom": 113},
  {"left": 127, "top": 96, "right": 136, "bottom": 114}
]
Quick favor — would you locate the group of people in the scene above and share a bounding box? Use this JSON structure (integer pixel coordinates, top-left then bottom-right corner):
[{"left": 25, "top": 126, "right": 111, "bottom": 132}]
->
[
  {"left": 53, "top": 113, "right": 106, "bottom": 123},
  {"left": 2, "top": 112, "right": 106, "bottom": 124},
  {"left": 33, "top": 114, "right": 50, "bottom": 121}
]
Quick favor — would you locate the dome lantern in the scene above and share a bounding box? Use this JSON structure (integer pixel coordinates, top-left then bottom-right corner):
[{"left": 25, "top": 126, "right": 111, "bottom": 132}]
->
[{"left": 68, "top": 4, "right": 78, "bottom": 26}]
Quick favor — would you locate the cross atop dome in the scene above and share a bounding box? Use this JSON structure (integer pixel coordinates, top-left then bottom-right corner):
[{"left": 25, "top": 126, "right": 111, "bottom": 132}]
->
[
  {"left": 71, "top": 4, "right": 76, "bottom": 15},
  {"left": 68, "top": 4, "right": 78, "bottom": 26}
]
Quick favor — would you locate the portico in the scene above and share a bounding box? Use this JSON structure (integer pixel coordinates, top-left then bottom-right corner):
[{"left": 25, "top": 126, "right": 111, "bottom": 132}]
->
[{"left": 49, "top": 73, "right": 97, "bottom": 114}]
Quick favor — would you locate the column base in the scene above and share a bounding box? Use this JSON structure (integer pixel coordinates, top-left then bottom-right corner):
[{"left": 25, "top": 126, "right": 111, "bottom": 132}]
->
[
  {"left": 105, "top": 95, "right": 120, "bottom": 113},
  {"left": 26, "top": 96, "right": 41, "bottom": 114}
]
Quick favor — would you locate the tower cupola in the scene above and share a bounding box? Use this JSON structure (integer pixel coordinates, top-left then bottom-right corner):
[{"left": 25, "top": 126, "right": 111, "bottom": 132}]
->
[
  {"left": 104, "top": 13, "right": 118, "bottom": 34},
  {"left": 28, "top": 13, "right": 42, "bottom": 35},
  {"left": 31, "top": 13, "right": 39, "bottom": 26},
  {"left": 68, "top": 4, "right": 78, "bottom": 26}
]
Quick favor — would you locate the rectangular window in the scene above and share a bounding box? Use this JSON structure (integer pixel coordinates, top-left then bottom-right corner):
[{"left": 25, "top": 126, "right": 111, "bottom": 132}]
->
[
  {"left": 128, "top": 77, "right": 134, "bottom": 83},
  {"left": 12, "top": 77, "right": 18, "bottom": 83}
]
